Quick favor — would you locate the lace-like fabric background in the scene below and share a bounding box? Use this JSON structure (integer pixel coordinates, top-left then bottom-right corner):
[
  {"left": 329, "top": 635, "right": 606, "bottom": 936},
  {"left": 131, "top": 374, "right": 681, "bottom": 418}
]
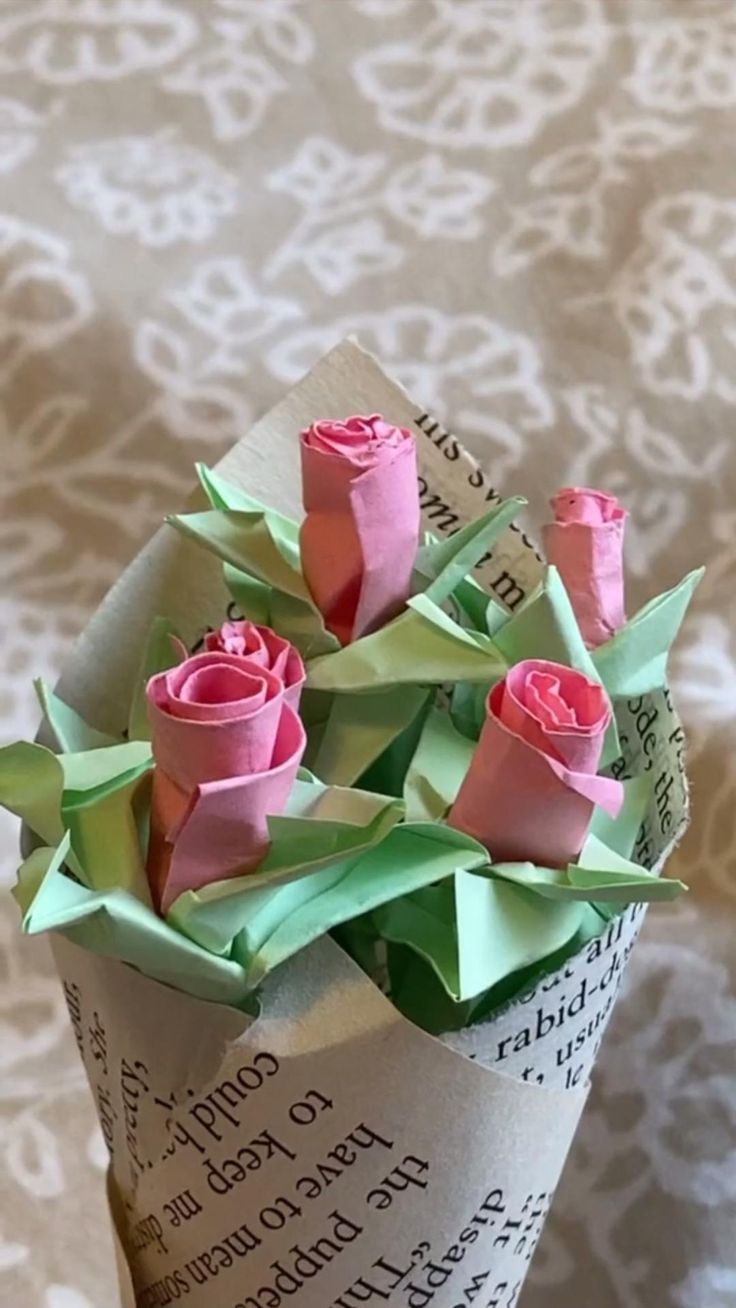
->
[{"left": 2, "top": 3, "right": 735, "bottom": 1305}]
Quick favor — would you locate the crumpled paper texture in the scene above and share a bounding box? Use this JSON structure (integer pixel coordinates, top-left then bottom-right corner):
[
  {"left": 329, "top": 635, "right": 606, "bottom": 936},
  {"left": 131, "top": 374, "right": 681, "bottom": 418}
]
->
[{"left": 1, "top": 3, "right": 735, "bottom": 1306}]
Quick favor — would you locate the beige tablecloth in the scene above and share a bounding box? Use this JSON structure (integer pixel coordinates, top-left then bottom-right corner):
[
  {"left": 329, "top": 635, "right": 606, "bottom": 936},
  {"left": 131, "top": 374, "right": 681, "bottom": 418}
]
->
[{"left": 2, "top": 3, "right": 735, "bottom": 1305}]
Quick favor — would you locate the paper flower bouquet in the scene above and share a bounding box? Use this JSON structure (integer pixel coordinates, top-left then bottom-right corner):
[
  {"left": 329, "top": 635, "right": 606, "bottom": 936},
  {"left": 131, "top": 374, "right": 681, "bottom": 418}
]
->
[{"left": 1, "top": 342, "right": 701, "bottom": 1308}]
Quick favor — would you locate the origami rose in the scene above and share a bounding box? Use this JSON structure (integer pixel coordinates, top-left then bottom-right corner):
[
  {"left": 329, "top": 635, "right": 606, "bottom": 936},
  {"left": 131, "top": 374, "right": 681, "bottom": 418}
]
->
[
  {"left": 299, "top": 413, "right": 420, "bottom": 645},
  {"left": 204, "top": 620, "right": 305, "bottom": 707},
  {"left": 448, "top": 659, "right": 623, "bottom": 868},
  {"left": 543, "top": 487, "right": 627, "bottom": 649},
  {"left": 146, "top": 647, "right": 305, "bottom": 913}
]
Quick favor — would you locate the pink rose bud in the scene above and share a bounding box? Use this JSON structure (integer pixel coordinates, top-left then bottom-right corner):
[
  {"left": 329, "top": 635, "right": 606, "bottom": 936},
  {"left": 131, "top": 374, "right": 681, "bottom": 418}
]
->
[
  {"left": 448, "top": 659, "right": 623, "bottom": 868},
  {"left": 204, "top": 620, "right": 305, "bottom": 708},
  {"left": 146, "top": 644, "right": 305, "bottom": 914},
  {"left": 299, "top": 414, "right": 420, "bottom": 645},
  {"left": 543, "top": 487, "right": 627, "bottom": 649}
]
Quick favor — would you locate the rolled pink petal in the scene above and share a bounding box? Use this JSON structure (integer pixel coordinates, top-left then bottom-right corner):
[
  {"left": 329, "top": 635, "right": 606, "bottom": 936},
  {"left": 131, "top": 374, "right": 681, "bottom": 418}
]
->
[
  {"left": 145, "top": 639, "right": 306, "bottom": 913},
  {"left": 150, "top": 706, "right": 306, "bottom": 913},
  {"left": 204, "top": 620, "right": 305, "bottom": 708},
  {"left": 299, "top": 414, "right": 420, "bottom": 645},
  {"left": 448, "top": 659, "right": 622, "bottom": 868},
  {"left": 542, "top": 487, "right": 627, "bottom": 649}
]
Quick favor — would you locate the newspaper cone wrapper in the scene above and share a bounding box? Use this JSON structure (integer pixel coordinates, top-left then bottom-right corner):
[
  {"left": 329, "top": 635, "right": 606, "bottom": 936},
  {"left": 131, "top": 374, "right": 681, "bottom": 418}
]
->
[{"left": 47, "top": 340, "right": 687, "bottom": 1308}]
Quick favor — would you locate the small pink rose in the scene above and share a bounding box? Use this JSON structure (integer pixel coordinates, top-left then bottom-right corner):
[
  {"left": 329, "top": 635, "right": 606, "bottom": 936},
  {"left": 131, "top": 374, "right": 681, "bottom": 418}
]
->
[
  {"left": 543, "top": 487, "right": 627, "bottom": 648},
  {"left": 449, "top": 659, "right": 622, "bottom": 868},
  {"left": 299, "top": 413, "right": 420, "bottom": 645},
  {"left": 204, "top": 620, "right": 305, "bottom": 707},
  {"left": 146, "top": 641, "right": 305, "bottom": 913}
]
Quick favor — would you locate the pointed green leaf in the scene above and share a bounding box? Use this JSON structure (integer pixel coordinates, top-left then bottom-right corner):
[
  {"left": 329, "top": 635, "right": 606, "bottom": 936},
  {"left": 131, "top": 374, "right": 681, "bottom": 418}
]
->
[
  {"left": 413, "top": 497, "right": 525, "bottom": 607},
  {"left": 21, "top": 844, "right": 250, "bottom": 1007},
  {"left": 168, "top": 779, "right": 405, "bottom": 954},
  {"left": 378, "top": 871, "right": 585, "bottom": 1003},
  {"left": 313, "top": 685, "right": 430, "bottom": 786},
  {"left": 589, "top": 775, "right": 651, "bottom": 860},
  {"left": 236, "top": 823, "right": 489, "bottom": 988},
  {"left": 0, "top": 742, "right": 64, "bottom": 847},
  {"left": 307, "top": 594, "right": 507, "bottom": 693},
  {"left": 592, "top": 568, "right": 704, "bottom": 698},
  {"left": 13, "top": 835, "right": 71, "bottom": 916},
  {"left": 223, "top": 566, "right": 273, "bottom": 626},
  {"left": 487, "top": 834, "right": 686, "bottom": 904},
  {"left": 269, "top": 589, "right": 339, "bottom": 659},
  {"left": 404, "top": 707, "right": 475, "bottom": 821},
  {"left": 196, "top": 463, "right": 300, "bottom": 545},
  {"left": 34, "top": 680, "right": 116, "bottom": 753},
  {"left": 168, "top": 510, "right": 308, "bottom": 600}
]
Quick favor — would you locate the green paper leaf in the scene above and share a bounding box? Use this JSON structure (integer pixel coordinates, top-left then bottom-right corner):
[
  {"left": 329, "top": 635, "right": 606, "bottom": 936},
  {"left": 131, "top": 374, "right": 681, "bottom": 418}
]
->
[
  {"left": 403, "top": 707, "right": 475, "bottom": 821},
  {"left": 223, "top": 567, "right": 273, "bottom": 626},
  {"left": 378, "top": 872, "right": 585, "bottom": 1003},
  {"left": 196, "top": 464, "right": 300, "bottom": 545},
  {"left": 168, "top": 779, "right": 405, "bottom": 954},
  {"left": 413, "top": 497, "right": 525, "bottom": 607},
  {"left": 450, "top": 680, "right": 489, "bottom": 741},
  {"left": 60, "top": 741, "right": 153, "bottom": 802},
  {"left": 168, "top": 510, "right": 307, "bottom": 600},
  {"left": 453, "top": 575, "right": 509, "bottom": 636},
  {"left": 19, "top": 843, "right": 250, "bottom": 1007},
  {"left": 269, "top": 589, "right": 339, "bottom": 660},
  {"left": 313, "top": 685, "right": 430, "bottom": 786},
  {"left": 34, "top": 680, "right": 116, "bottom": 753},
  {"left": 128, "top": 616, "right": 183, "bottom": 741},
  {"left": 307, "top": 594, "right": 506, "bottom": 693},
  {"left": 0, "top": 742, "right": 64, "bottom": 848},
  {"left": 13, "top": 836, "right": 71, "bottom": 915},
  {"left": 592, "top": 569, "right": 704, "bottom": 698},
  {"left": 64, "top": 775, "right": 152, "bottom": 904},
  {"left": 236, "top": 823, "right": 489, "bottom": 988},
  {"left": 590, "top": 775, "right": 651, "bottom": 860},
  {"left": 488, "top": 834, "right": 686, "bottom": 904}
]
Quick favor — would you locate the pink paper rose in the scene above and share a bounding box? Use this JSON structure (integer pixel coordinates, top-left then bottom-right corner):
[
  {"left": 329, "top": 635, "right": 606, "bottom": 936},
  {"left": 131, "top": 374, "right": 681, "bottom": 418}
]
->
[
  {"left": 204, "top": 620, "right": 305, "bottom": 707},
  {"left": 449, "top": 659, "right": 623, "bottom": 868},
  {"left": 146, "top": 643, "right": 305, "bottom": 913},
  {"left": 543, "top": 487, "right": 627, "bottom": 649},
  {"left": 299, "top": 413, "right": 420, "bottom": 645}
]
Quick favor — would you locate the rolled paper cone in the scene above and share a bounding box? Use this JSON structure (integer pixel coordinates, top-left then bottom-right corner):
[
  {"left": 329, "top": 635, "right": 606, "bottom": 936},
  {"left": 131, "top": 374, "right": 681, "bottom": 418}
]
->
[
  {"left": 52, "top": 894, "right": 652, "bottom": 1308},
  {"left": 543, "top": 487, "right": 627, "bottom": 649},
  {"left": 38, "top": 341, "right": 689, "bottom": 1308},
  {"left": 299, "top": 415, "right": 420, "bottom": 644}
]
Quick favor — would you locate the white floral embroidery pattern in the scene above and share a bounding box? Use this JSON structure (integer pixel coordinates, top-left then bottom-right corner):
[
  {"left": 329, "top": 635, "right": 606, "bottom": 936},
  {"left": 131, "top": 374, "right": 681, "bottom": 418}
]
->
[
  {"left": 163, "top": 0, "right": 314, "bottom": 141},
  {"left": 627, "top": 11, "right": 736, "bottom": 113},
  {"left": 135, "top": 256, "right": 301, "bottom": 441},
  {"left": 0, "top": 99, "right": 52, "bottom": 175},
  {"left": 0, "top": 216, "right": 92, "bottom": 384},
  {"left": 580, "top": 192, "right": 736, "bottom": 402},
  {"left": 3, "top": 4, "right": 736, "bottom": 1306},
  {"left": 559, "top": 384, "right": 727, "bottom": 578},
  {"left": 354, "top": 0, "right": 608, "bottom": 149},
  {"left": 0, "top": 0, "right": 198, "bottom": 85},
  {"left": 266, "top": 137, "right": 493, "bottom": 292},
  {"left": 494, "top": 114, "right": 692, "bottom": 275},
  {"left": 673, "top": 1263, "right": 736, "bottom": 1307},
  {"left": 56, "top": 129, "right": 238, "bottom": 246}
]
